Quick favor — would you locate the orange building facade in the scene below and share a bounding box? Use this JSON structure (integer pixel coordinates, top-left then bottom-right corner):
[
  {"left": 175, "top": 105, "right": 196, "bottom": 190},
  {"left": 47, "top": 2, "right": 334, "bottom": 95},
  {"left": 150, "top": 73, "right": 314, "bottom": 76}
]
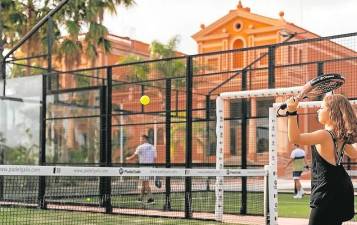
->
[
  {"left": 191, "top": 1, "right": 357, "bottom": 172},
  {"left": 49, "top": 1, "right": 357, "bottom": 168}
]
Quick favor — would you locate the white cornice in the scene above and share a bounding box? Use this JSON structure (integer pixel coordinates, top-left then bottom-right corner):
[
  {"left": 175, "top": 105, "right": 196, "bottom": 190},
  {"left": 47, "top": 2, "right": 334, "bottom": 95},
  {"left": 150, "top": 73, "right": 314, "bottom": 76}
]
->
[
  {"left": 195, "top": 33, "right": 230, "bottom": 42},
  {"left": 246, "top": 25, "right": 284, "bottom": 34},
  {"left": 192, "top": 9, "right": 284, "bottom": 40}
]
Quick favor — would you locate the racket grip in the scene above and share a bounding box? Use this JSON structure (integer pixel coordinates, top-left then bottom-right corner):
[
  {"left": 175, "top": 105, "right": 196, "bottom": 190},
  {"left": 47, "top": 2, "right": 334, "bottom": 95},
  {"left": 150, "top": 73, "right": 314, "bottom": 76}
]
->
[{"left": 279, "top": 103, "right": 287, "bottom": 110}]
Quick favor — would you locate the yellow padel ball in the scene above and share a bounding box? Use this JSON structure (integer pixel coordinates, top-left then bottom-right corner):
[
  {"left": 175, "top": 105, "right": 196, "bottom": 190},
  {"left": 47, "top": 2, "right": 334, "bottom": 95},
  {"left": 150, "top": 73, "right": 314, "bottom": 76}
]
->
[{"left": 140, "top": 95, "right": 150, "bottom": 105}]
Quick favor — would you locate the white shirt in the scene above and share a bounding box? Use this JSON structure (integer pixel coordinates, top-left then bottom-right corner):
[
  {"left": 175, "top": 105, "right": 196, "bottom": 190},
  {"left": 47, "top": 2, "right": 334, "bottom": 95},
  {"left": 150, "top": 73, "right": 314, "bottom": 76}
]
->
[
  {"left": 290, "top": 148, "right": 306, "bottom": 171},
  {"left": 135, "top": 143, "right": 157, "bottom": 164},
  {"left": 290, "top": 148, "right": 306, "bottom": 159}
]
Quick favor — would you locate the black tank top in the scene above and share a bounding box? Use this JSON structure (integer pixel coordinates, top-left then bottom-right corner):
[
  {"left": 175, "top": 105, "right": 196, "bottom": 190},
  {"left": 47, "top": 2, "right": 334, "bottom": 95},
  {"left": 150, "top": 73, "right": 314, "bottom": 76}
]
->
[{"left": 310, "top": 130, "right": 354, "bottom": 219}]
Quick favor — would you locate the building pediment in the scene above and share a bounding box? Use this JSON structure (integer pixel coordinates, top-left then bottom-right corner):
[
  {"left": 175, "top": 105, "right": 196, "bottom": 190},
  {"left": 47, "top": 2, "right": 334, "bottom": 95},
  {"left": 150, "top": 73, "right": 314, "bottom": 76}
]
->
[{"left": 192, "top": 7, "right": 285, "bottom": 41}]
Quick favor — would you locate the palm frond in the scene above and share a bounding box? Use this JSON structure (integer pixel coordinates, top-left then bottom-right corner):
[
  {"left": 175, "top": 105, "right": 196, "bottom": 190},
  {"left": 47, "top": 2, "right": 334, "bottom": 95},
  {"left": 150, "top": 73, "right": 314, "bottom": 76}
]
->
[
  {"left": 86, "top": 23, "right": 109, "bottom": 42},
  {"left": 58, "top": 39, "right": 82, "bottom": 66},
  {"left": 65, "top": 20, "right": 81, "bottom": 38},
  {"left": 98, "top": 37, "right": 112, "bottom": 53},
  {"left": 86, "top": 43, "right": 97, "bottom": 60}
]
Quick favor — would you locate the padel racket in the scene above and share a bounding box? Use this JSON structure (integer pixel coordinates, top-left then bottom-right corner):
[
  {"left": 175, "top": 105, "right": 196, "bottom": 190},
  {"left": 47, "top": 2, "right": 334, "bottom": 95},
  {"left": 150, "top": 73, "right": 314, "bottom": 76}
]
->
[{"left": 278, "top": 73, "right": 345, "bottom": 115}]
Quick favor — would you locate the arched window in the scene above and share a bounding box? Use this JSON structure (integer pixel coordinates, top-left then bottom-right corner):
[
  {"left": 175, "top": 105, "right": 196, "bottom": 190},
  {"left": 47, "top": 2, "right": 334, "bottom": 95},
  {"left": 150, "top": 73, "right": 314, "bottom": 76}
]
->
[
  {"left": 233, "top": 39, "right": 244, "bottom": 68},
  {"left": 157, "top": 128, "right": 164, "bottom": 145},
  {"left": 148, "top": 128, "right": 154, "bottom": 145}
]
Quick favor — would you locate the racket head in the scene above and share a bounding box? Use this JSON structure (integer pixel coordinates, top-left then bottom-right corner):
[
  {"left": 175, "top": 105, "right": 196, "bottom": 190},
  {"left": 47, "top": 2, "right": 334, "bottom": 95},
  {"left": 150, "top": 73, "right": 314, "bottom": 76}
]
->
[
  {"left": 277, "top": 73, "right": 345, "bottom": 115},
  {"left": 298, "top": 73, "right": 345, "bottom": 99}
]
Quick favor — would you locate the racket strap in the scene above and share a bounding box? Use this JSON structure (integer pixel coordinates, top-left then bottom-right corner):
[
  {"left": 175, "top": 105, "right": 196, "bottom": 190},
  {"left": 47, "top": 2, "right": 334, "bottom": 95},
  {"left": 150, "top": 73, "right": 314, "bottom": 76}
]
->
[
  {"left": 336, "top": 141, "right": 347, "bottom": 166},
  {"left": 326, "top": 130, "right": 346, "bottom": 166}
]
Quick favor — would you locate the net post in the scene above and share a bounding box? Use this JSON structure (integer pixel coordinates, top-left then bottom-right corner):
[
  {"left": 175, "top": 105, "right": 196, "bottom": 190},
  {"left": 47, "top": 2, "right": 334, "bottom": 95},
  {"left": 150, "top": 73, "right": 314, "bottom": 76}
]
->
[
  {"left": 264, "top": 165, "right": 270, "bottom": 225},
  {"left": 185, "top": 56, "right": 193, "bottom": 219},
  {"left": 164, "top": 78, "right": 172, "bottom": 211},
  {"left": 240, "top": 69, "right": 248, "bottom": 215},
  {"left": 215, "top": 96, "right": 224, "bottom": 221},
  {"left": 38, "top": 74, "right": 47, "bottom": 209},
  {"left": 268, "top": 107, "right": 278, "bottom": 225}
]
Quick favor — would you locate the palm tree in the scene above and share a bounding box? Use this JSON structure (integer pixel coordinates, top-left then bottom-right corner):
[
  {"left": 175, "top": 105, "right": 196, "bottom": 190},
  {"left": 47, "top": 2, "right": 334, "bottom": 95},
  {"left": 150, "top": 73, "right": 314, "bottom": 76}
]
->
[
  {"left": 0, "top": 0, "right": 26, "bottom": 76},
  {"left": 53, "top": 0, "right": 135, "bottom": 163},
  {"left": 0, "top": 1, "right": 64, "bottom": 78},
  {"left": 118, "top": 55, "right": 150, "bottom": 81},
  {"left": 150, "top": 36, "right": 186, "bottom": 88}
]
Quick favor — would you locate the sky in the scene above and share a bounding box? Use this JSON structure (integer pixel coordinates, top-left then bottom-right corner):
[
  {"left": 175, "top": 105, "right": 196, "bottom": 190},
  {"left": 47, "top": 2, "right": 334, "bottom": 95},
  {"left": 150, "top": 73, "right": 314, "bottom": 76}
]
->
[{"left": 103, "top": 0, "right": 357, "bottom": 55}]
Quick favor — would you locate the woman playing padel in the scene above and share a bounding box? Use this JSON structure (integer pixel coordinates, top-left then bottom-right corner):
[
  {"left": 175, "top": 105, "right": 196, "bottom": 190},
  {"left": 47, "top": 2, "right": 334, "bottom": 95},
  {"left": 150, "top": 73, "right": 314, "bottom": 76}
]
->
[{"left": 286, "top": 94, "right": 357, "bottom": 225}]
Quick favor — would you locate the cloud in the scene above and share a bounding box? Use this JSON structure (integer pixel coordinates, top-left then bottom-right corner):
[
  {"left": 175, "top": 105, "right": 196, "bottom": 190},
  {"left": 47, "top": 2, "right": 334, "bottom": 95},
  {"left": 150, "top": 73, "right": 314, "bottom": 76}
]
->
[{"left": 104, "top": 0, "right": 357, "bottom": 54}]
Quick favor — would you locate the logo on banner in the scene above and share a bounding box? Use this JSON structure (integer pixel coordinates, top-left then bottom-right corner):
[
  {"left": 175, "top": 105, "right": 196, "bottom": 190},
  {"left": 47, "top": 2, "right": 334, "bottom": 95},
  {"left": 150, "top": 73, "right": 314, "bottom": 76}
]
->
[
  {"left": 53, "top": 167, "right": 61, "bottom": 174},
  {"left": 124, "top": 169, "right": 141, "bottom": 174},
  {"left": 118, "top": 168, "right": 124, "bottom": 175},
  {"left": 226, "top": 170, "right": 242, "bottom": 176}
]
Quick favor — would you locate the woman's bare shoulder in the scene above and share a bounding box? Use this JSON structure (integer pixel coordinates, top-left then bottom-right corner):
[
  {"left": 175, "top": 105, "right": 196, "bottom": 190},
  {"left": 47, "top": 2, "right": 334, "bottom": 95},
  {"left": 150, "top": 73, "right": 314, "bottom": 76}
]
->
[
  {"left": 297, "top": 129, "right": 331, "bottom": 146},
  {"left": 310, "top": 129, "right": 331, "bottom": 138}
]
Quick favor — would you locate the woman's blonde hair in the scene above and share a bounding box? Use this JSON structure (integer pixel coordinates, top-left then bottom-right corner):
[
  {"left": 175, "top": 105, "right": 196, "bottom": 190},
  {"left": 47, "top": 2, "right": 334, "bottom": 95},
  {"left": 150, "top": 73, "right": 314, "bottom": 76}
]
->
[{"left": 324, "top": 94, "right": 357, "bottom": 143}]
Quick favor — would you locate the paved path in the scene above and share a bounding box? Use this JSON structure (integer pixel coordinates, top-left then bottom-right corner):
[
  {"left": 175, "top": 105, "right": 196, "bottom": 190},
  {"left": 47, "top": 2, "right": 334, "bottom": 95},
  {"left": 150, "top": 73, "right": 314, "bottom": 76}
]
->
[
  {"left": 278, "top": 178, "right": 311, "bottom": 192},
  {"left": 278, "top": 217, "right": 357, "bottom": 225},
  {"left": 278, "top": 217, "right": 309, "bottom": 225}
]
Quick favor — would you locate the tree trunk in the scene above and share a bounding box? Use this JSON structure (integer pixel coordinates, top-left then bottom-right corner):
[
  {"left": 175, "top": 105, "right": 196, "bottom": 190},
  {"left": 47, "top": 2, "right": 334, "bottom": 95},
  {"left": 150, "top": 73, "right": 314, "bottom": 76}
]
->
[
  {"left": 87, "top": 57, "right": 98, "bottom": 163},
  {"left": 0, "top": 1, "right": 4, "bottom": 80},
  {"left": 0, "top": 2, "right": 6, "bottom": 165},
  {"left": 25, "top": 0, "right": 34, "bottom": 77}
]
